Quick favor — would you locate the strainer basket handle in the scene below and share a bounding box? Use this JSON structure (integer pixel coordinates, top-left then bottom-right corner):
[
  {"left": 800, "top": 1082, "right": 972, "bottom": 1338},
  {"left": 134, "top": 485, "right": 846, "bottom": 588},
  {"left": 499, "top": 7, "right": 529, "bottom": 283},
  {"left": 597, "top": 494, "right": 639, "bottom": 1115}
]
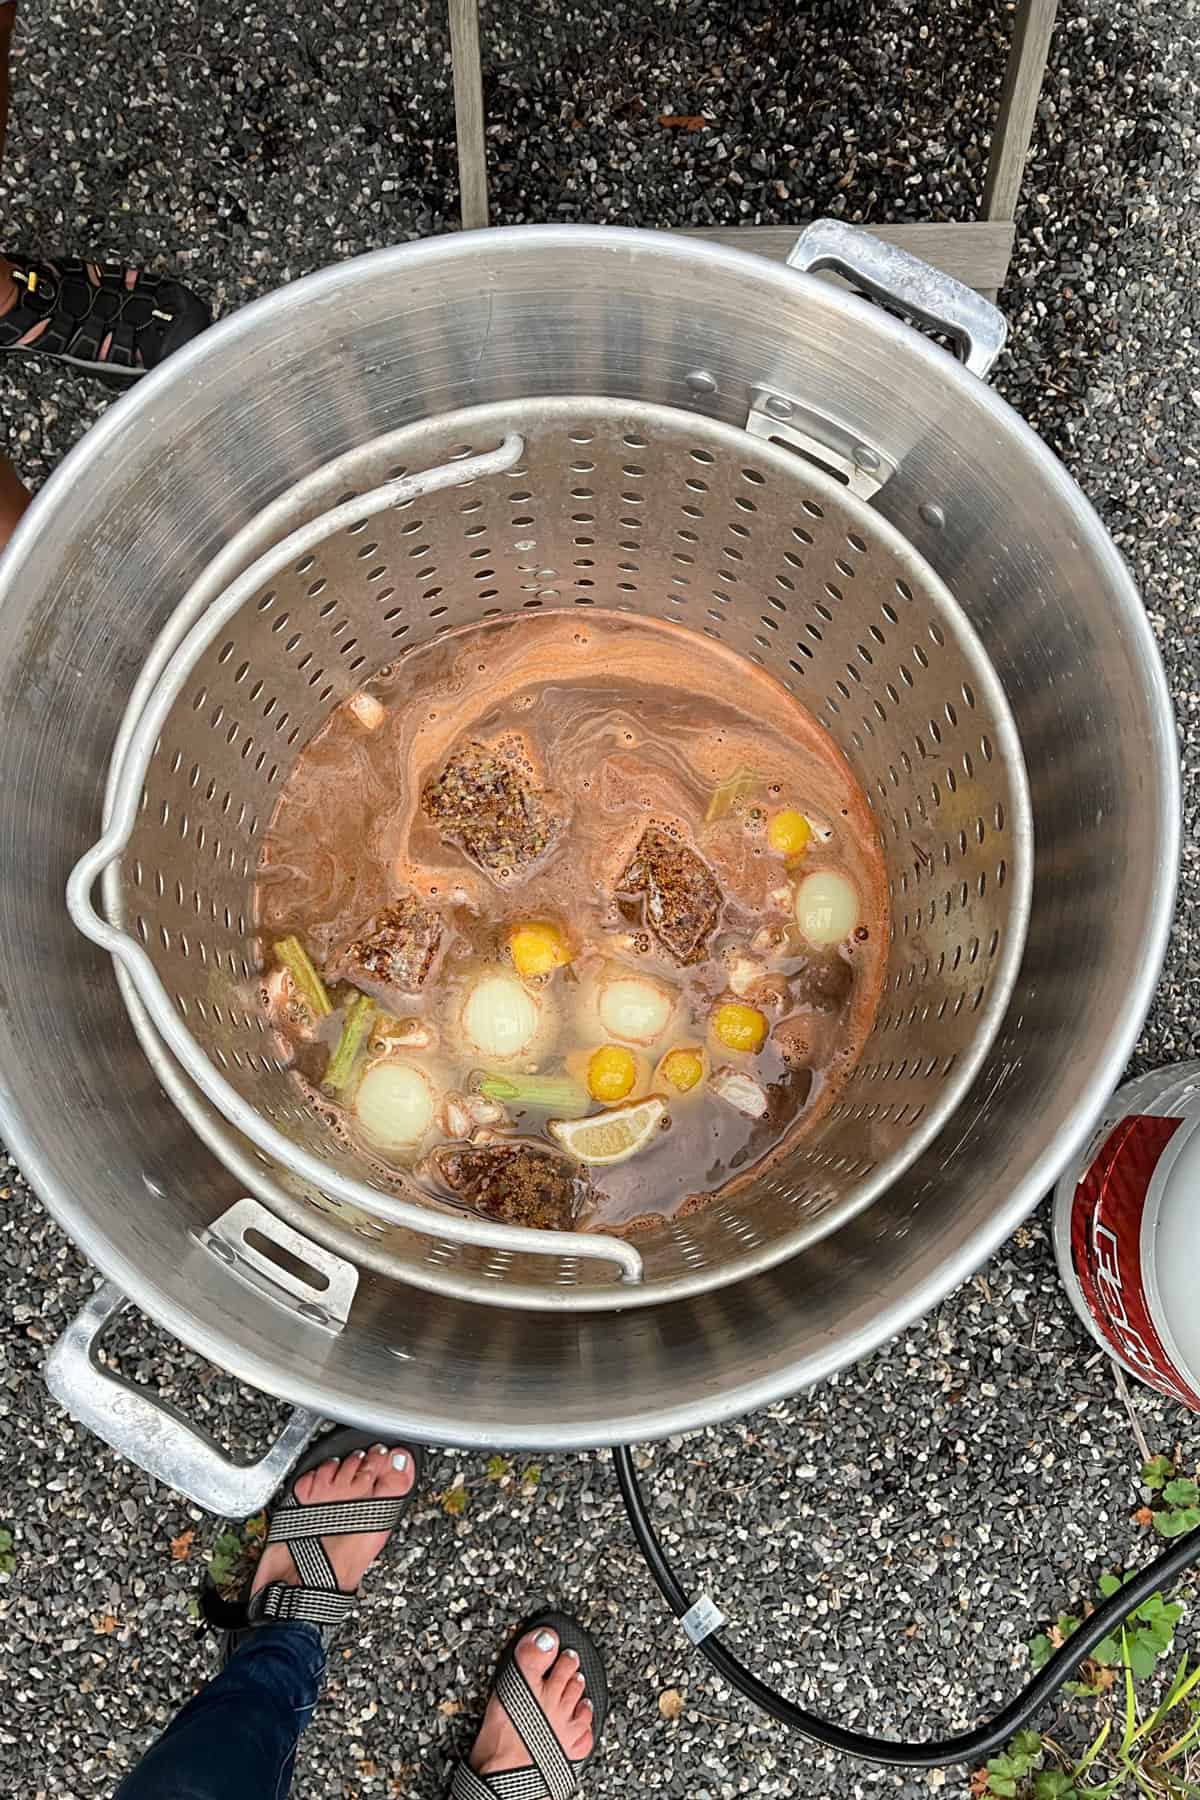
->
[
  {"left": 67, "top": 432, "right": 645, "bottom": 1296},
  {"left": 787, "top": 220, "right": 1008, "bottom": 379}
]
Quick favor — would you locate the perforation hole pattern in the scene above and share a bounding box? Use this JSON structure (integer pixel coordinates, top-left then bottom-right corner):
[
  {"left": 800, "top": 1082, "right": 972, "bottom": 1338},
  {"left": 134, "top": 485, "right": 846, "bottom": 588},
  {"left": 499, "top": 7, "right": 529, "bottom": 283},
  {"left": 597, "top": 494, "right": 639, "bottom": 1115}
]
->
[{"left": 116, "top": 398, "right": 1026, "bottom": 1299}]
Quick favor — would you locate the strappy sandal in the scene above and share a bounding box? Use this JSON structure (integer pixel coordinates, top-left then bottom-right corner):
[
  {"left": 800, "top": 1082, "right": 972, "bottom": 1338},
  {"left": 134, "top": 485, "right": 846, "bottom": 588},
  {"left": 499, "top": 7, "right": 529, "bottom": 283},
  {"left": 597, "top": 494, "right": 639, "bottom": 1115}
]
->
[
  {"left": 208, "top": 1424, "right": 425, "bottom": 1653},
  {"left": 451, "top": 1609, "right": 609, "bottom": 1800},
  {"left": 0, "top": 255, "right": 210, "bottom": 382}
]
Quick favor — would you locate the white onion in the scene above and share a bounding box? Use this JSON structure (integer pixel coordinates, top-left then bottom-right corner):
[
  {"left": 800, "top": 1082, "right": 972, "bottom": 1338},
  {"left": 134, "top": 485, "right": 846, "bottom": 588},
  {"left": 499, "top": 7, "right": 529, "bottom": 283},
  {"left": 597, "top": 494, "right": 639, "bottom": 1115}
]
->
[
  {"left": 597, "top": 973, "right": 674, "bottom": 1046},
  {"left": 794, "top": 869, "right": 860, "bottom": 947},
  {"left": 353, "top": 1062, "right": 434, "bottom": 1149},
  {"left": 461, "top": 973, "right": 539, "bottom": 1061}
]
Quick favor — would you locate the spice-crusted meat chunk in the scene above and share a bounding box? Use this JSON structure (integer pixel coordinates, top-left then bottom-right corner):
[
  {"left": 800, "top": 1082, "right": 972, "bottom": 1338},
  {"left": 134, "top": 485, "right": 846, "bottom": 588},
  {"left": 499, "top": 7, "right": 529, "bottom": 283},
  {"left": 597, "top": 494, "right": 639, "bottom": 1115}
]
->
[
  {"left": 618, "top": 827, "right": 722, "bottom": 965},
  {"left": 336, "top": 897, "right": 443, "bottom": 1003},
  {"left": 433, "top": 1143, "right": 584, "bottom": 1231},
  {"left": 421, "top": 739, "right": 566, "bottom": 880}
]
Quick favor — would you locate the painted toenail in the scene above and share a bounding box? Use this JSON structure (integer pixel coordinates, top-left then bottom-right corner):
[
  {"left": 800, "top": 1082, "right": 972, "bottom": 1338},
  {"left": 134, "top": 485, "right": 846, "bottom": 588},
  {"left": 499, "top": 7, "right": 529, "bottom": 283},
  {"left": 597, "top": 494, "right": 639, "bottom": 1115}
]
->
[
  {"left": 564, "top": 1648, "right": 580, "bottom": 1664},
  {"left": 574, "top": 1671, "right": 585, "bottom": 1685},
  {"left": 534, "top": 1630, "right": 557, "bottom": 1652},
  {"left": 391, "top": 1451, "right": 408, "bottom": 1471},
  {"left": 373, "top": 1444, "right": 388, "bottom": 1454},
  {"left": 351, "top": 1449, "right": 366, "bottom": 1459}
]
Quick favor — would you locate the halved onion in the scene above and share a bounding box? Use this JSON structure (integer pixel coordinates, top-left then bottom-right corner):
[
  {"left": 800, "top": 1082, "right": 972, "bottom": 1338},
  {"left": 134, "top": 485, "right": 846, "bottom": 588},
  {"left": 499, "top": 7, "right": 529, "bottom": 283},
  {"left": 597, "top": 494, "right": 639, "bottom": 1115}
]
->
[
  {"left": 597, "top": 972, "right": 675, "bottom": 1046},
  {"left": 353, "top": 1061, "right": 434, "bottom": 1150},
  {"left": 794, "top": 869, "right": 860, "bottom": 947},
  {"left": 461, "top": 972, "right": 540, "bottom": 1061}
]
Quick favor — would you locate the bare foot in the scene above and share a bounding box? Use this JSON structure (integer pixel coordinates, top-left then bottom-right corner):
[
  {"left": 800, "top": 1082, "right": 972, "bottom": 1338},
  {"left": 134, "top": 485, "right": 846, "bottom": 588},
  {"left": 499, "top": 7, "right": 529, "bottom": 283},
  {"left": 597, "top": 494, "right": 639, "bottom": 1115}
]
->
[
  {"left": 469, "top": 1627, "right": 595, "bottom": 1779},
  {"left": 251, "top": 1445, "right": 415, "bottom": 1598}
]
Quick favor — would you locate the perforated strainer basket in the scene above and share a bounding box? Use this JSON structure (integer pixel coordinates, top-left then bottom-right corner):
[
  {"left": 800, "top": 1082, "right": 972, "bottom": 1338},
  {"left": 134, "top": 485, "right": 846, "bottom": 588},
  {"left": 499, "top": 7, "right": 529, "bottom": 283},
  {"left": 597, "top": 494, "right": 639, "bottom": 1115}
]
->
[{"left": 68, "top": 394, "right": 1032, "bottom": 1312}]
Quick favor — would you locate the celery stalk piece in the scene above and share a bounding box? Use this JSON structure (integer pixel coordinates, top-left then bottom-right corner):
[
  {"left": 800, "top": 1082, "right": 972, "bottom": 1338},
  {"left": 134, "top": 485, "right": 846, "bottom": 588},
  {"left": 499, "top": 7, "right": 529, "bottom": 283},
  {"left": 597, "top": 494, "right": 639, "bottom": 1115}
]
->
[
  {"left": 274, "top": 934, "right": 333, "bottom": 1019},
  {"left": 323, "top": 993, "right": 377, "bottom": 1092},
  {"left": 476, "top": 1072, "right": 592, "bottom": 1116}
]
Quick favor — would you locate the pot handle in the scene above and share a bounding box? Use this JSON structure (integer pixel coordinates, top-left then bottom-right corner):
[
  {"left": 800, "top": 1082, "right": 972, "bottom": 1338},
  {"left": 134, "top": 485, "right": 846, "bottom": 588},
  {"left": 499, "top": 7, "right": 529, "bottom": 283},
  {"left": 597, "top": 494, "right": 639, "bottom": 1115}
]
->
[
  {"left": 787, "top": 220, "right": 1008, "bottom": 380},
  {"left": 44, "top": 1280, "right": 321, "bottom": 1515}
]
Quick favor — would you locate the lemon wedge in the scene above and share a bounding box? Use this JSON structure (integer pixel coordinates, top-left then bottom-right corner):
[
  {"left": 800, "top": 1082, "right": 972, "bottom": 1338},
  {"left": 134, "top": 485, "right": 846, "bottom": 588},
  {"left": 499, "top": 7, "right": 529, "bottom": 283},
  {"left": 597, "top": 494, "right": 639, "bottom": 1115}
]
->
[{"left": 549, "top": 1096, "right": 667, "bottom": 1165}]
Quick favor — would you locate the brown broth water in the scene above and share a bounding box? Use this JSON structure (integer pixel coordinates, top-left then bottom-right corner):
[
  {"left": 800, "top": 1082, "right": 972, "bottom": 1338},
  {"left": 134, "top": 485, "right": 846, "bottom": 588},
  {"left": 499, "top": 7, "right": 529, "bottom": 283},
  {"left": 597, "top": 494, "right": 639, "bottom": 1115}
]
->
[{"left": 254, "top": 611, "right": 888, "bottom": 1233}]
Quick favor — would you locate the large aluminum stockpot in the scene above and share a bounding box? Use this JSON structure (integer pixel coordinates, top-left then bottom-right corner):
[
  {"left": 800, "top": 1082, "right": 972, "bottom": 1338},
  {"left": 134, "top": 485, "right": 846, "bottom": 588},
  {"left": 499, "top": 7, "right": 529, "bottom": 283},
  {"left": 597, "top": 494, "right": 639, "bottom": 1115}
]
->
[{"left": 0, "top": 225, "right": 1177, "bottom": 1508}]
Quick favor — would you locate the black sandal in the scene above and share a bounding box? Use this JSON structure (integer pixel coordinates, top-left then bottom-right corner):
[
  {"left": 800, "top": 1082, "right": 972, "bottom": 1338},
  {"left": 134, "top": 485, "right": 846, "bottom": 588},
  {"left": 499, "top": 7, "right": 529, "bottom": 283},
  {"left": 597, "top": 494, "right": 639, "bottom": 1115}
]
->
[
  {"left": 0, "top": 254, "right": 210, "bottom": 382},
  {"left": 452, "top": 1609, "right": 609, "bottom": 1800},
  {"left": 206, "top": 1424, "right": 425, "bottom": 1656}
]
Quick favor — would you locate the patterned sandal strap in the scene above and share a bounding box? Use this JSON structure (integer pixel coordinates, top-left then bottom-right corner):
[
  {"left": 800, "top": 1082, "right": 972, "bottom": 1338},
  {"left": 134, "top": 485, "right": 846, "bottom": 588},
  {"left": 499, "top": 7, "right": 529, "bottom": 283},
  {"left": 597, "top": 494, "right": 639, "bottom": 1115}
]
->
[
  {"left": 268, "top": 1495, "right": 409, "bottom": 1540},
  {"left": 451, "top": 1766, "right": 498, "bottom": 1800},
  {"left": 451, "top": 1761, "right": 564, "bottom": 1800},
  {"left": 246, "top": 1489, "right": 411, "bottom": 1636},
  {"left": 448, "top": 1654, "right": 582, "bottom": 1800},
  {"left": 464, "top": 1657, "right": 577, "bottom": 1800},
  {"left": 251, "top": 1578, "right": 356, "bottom": 1631}
]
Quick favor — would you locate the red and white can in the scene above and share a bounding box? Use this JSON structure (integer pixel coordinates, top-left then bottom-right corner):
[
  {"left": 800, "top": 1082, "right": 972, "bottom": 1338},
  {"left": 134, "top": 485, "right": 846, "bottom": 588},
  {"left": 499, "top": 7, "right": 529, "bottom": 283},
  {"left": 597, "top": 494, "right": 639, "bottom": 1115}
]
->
[{"left": 1054, "top": 1061, "right": 1200, "bottom": 1411}]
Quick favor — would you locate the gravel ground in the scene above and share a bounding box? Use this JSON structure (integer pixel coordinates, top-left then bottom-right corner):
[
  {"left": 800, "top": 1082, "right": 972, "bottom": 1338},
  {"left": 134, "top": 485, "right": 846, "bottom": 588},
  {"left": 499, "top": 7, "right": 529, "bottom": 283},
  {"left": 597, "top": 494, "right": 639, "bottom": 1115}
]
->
[{"left": 2, "top": 0, "right": 1200, "bottom": 1796}]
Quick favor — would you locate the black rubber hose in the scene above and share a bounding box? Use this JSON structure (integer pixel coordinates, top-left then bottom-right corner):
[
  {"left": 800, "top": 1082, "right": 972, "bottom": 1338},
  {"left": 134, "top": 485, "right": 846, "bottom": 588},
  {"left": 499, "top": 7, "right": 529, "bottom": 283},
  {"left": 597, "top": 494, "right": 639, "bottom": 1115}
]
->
[{"left": 614, "top": 1442, "right": 1200, "bottom": 1768}]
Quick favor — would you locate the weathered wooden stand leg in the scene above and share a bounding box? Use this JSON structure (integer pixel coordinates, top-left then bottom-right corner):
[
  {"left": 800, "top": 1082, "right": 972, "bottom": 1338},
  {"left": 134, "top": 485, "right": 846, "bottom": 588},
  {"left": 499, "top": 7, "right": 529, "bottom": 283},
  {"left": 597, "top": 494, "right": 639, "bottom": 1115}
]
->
[
  {"left": 449, "top": 0, "right": 489, "bottom": 229},
  {"left": 983, "top": 0, "right": 1060, "bottom": 226}
]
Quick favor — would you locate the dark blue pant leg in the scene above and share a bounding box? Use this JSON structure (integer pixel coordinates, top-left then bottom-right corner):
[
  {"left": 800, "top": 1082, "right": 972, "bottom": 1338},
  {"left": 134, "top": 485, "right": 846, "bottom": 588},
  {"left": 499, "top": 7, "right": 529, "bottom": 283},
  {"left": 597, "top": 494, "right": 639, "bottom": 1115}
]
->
[{"left": 114, "top": 1625, "right": 325, "bottom": 1800}]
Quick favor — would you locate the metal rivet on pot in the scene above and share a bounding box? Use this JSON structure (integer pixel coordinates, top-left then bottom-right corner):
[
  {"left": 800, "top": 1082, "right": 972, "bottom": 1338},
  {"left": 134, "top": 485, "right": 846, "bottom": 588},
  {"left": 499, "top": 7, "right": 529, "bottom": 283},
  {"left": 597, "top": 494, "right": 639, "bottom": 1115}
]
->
[
  {"left": 762, "top": 393, "right": 793, "bottom": 420},
  {"left": 919, "top": 501, "right": 946, "bottom": 529},
  {"left": 853, "top": 445, "right": 881, "bottom": 472},
  {"left": 686, "top": 369, "right": 718, "bottom": 396}
]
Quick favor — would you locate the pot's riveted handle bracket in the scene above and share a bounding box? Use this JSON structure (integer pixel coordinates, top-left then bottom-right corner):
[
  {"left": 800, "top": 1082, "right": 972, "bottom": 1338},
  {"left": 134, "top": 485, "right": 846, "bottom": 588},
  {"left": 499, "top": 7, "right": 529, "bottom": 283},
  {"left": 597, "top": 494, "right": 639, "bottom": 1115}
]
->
[
  {"left": 45, "top": 1280, "right": 320, "bottom": 1515},
  {"left": 786, "top": 219, "right": 1009, "bottom": 379},
  {"left": 196, "top": 1196, "right": 358, "bottom": 1334},
  {"left": 744, "top": 387, "right": 897, "bottom": 502}
]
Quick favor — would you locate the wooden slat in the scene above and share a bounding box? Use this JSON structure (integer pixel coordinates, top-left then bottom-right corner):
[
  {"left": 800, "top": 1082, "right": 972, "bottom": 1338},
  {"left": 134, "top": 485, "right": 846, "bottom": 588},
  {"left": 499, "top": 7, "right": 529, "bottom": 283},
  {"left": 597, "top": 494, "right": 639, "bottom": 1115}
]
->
[
  {"left": 681, "top": 221, "right": 1016, "bottom": 293},
  {"left": 983, "top": 0, "right": 1059, "bottom": 222},
  {"left": 448, "top": 0, "right": 489, "bottom": 230}
]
